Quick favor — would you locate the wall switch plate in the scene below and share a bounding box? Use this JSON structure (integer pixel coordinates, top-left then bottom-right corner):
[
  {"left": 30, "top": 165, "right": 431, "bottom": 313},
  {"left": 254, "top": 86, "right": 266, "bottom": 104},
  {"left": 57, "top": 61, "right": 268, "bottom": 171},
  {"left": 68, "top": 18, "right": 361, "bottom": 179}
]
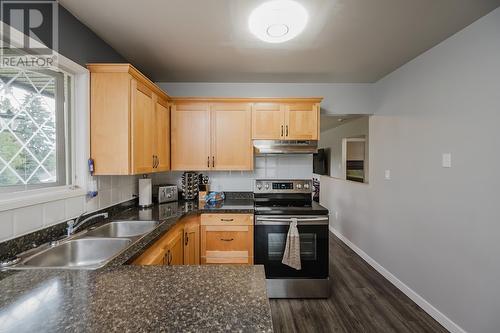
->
[
  {"left": 384, "top": 169, "right": 391, "bottom": 180},
  {"left": 442, "top": 153, "right": 452, "bottom": 168}
]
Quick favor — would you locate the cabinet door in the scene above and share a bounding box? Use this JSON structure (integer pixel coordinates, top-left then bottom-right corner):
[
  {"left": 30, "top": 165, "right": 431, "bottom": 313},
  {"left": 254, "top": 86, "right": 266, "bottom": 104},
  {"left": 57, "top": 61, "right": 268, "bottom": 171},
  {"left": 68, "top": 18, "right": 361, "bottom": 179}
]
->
[
  {"left": 183, "top": 219, "right": 200, "bottom": 265},
  {"left": 132, "top": 243, "right": 165, "bottom": 265},
  {"left": 154, "top": 97, "right": 170, "bottom": 172},
  {"left": 211, "top": 103, "right": 253, "bottom": 170},
  {"left": 284, "top": 103, "right": 319, "bottom": 140},
  {"left": 252, "top": 103, "right": 284, "bottom": 139},
  {"left": 171, "top": 103, "right": 211, "bottom": 171},
  {"left": 201, "top": 225, "right": 253, "bottom": 264},
  {"left": 165, "top": 227, "right": 184, "bottom": 266},
  {"left": 131, "top": 80, "right": 154, "bottom": 174}
]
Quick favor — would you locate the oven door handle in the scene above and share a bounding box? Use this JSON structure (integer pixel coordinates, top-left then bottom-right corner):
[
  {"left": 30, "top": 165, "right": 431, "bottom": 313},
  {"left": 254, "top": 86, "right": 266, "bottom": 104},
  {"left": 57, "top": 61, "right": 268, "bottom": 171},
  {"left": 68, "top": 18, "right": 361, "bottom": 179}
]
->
[{"left": 255, "top": 217, "right": 329, "bottom": 225}]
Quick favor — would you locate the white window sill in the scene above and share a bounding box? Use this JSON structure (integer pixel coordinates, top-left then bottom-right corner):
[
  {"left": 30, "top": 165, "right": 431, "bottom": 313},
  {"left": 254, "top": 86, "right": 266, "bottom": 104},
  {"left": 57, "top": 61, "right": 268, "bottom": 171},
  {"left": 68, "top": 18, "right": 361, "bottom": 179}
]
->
[{"left": 0, "top": 186, "right": 86, "bottom": 212}]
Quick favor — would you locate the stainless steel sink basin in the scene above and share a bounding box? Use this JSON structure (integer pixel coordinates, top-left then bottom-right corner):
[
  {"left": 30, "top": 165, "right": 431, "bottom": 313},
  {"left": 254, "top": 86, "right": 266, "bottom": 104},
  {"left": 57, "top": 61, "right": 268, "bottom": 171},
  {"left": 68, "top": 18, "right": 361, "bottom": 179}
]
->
[
  {"left": 19, "top": 238, "right": 131, "bottom": 269},
  {"left": 84, "top": 220, "right": 158, "bottom": 238}
]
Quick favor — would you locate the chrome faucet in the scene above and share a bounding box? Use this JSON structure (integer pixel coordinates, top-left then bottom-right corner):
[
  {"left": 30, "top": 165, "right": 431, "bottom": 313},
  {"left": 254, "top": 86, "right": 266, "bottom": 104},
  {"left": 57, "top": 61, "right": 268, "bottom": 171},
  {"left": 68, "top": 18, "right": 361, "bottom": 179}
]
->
[{"left": 67, "top": 212, "right": 109, "bottom": 236}]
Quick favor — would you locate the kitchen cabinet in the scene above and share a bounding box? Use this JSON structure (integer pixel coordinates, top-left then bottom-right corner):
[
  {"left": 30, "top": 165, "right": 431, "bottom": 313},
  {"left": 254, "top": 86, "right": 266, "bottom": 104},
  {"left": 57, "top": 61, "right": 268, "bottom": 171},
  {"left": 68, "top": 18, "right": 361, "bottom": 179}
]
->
[
  {"left": 201, "top": 214, "right": 254, "bottom": 265},
  {"left": 183, "top": 216, "right": 200, "bottom": 265},
  {"left": 171, "top": 101, "right": 253, "bottom": 171},
  {"left": 154, "top": 96, "right": 170, "bottom": 171},
  {"left": 251, "top": 100, "right": 320, "bottom": 140},
  {"left": 171, "top": 102, "right": 211, "bottom": 171},
  {"left": 211, "top": 103, "right": 253, "bottom": 170},
  {"left": 252, "top": 103, "right": 284, "bottom": 139},
  {"left": 88, "top": 63, "right": 170, "bottom": 175},
  {"left": 132, "top": 215, "right": 200, "bottom": 266},
  {"left": 164, "top": 226, "right": 184, "bottom": 266}
]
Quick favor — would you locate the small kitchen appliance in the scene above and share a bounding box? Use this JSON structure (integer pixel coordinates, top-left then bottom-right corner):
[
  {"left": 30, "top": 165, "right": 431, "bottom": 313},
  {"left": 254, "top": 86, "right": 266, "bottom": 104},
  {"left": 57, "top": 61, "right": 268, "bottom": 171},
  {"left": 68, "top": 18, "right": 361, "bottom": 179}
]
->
[
  {"left": 154, "top": 184, "right": 178, "bottom": 203},
  {"left": 254, "top": 179, "right": 330, "bottom": 299}
]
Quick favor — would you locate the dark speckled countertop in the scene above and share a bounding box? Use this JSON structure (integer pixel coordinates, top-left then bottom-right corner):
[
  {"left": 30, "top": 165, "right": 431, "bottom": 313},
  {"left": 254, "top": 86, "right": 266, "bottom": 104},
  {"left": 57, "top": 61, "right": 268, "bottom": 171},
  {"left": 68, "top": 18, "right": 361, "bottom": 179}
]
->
[{"left": 0, "top": 198, "right": 273, "bottom": 332}]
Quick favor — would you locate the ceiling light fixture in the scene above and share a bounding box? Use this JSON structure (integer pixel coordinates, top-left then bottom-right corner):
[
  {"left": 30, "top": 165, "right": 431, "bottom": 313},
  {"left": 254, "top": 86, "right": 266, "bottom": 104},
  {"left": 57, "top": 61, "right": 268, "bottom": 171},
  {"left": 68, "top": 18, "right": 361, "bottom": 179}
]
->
[{"left": 248, "top": 0, "right": 308, "bottom": 43}]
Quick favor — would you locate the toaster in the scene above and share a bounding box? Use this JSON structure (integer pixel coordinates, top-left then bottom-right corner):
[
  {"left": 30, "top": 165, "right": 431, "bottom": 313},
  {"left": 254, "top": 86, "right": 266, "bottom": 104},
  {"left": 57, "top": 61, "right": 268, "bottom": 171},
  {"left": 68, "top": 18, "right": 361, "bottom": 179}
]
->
[{"left": 154, "top": 184, "right": 178, "bottom": 203}]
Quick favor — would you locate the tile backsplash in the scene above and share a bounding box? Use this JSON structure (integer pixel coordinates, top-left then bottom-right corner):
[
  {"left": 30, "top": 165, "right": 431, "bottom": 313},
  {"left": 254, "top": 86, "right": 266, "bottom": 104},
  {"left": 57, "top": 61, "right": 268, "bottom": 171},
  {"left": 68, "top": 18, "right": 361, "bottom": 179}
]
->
[
  {"left": 0, "top": 175, "right": 138, "bottom": 242},
  {"left": 152, "top": 155, "right": 313, "bottom": 191}
]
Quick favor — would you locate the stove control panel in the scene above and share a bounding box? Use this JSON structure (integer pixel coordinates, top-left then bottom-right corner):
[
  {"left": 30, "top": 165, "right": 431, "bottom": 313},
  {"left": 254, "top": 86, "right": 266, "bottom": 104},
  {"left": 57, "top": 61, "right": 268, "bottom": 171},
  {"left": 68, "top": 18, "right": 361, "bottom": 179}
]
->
[{"left": 254, "top": 179, "right": 313, "bottom": 194}]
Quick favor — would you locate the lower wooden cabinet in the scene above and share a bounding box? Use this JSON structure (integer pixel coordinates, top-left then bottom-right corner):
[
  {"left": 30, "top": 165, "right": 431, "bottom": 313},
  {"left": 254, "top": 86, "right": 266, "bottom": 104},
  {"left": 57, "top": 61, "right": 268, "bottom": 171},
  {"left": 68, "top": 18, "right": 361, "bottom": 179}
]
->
[
  {"left": 201, "top": 214, "right": 254, "bottom": 265},
  {"left": 132, "top": 215, "right": 200, "bottom": 266},
  {"left": 183, "top": 215, "right": 201, "bottom": 265}
]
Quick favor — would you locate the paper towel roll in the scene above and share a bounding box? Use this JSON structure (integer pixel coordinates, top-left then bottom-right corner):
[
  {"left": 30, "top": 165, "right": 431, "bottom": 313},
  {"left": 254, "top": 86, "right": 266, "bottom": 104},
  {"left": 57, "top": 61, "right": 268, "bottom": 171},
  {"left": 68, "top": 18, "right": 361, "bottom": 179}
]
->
[{"left": 139, "top": 178, "right": 152, "bottom": 207}]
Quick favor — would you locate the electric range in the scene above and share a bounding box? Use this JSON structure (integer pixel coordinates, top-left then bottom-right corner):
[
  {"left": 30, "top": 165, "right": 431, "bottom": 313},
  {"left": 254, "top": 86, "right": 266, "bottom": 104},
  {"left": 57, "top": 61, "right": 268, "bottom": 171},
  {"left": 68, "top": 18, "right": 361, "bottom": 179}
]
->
[{"left": 253, "top": 179, "right": 330, "bottom": 298}]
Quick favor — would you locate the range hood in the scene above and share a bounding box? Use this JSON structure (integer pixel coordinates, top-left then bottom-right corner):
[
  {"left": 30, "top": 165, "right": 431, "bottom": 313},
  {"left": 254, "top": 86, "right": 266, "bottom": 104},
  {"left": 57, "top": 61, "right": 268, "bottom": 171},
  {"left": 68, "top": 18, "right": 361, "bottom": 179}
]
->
[{"left": 253, "top": 140, "right": 318, "bottom": 154}]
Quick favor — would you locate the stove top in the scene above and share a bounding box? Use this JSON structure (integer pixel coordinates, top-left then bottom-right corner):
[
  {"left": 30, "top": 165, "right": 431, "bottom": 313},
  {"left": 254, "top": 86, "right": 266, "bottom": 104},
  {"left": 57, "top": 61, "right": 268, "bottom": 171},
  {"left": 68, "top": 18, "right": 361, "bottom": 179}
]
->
[
  {"left": 254, "top": 201, "right": 328, "bottom": 215},
  {"left": 253, "top": 179, "right": 328, "bottom": 216}
]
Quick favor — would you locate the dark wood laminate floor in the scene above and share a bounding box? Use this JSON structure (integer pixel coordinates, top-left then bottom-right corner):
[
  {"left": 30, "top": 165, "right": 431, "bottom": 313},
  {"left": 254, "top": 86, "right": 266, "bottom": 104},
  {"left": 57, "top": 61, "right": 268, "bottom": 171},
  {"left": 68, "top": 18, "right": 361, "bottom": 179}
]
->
[{"left": 270, "top": 233, "right": 448, "bottom": 333}]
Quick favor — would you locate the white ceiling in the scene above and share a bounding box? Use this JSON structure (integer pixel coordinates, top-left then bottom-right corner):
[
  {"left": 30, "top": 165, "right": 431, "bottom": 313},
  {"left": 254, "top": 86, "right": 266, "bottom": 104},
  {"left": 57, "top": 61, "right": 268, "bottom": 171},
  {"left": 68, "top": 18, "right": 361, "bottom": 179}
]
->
[{"left": 60, "top": 0, "right": 500, "bottom": 83}]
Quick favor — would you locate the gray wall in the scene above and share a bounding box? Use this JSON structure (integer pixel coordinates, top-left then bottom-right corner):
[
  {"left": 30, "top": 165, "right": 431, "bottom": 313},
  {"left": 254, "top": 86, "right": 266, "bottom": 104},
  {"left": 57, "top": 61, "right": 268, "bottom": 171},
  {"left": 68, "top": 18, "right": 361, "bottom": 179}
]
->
[
  {"left": 321, "top": 7, "right": 500, "bottom": 333},
  {"left": 58, "top": 6, "right": 126, "bottom": 66},
  {"left": 319, "top": 117, "right": 369, "bottom": 180},
  {"left": 157, "top": 82, "right": 374, "bottom": 115}
]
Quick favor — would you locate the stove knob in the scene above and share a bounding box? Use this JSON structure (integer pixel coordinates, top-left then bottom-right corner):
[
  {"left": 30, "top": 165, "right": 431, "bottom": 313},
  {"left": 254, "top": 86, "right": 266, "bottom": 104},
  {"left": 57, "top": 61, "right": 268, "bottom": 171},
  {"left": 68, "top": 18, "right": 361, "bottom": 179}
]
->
[
  {"left": 304, "top": 183, "right": 310, "bottom": 189},
  {"left": 296, "top": 184, "right": 302, "bottom": 189},
  {"left": 264, "top": 184, "right": 270, "bottom": 190},
  {"left": 256, "top": 184, "right": 262, "bottom": 190}
]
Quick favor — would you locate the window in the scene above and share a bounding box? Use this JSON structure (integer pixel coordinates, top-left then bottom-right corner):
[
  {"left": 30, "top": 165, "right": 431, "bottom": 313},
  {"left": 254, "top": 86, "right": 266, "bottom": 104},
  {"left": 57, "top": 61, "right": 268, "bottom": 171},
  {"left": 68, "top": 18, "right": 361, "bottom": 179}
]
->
[{"left": 0, "top": 67, "right": 71, "bottom": 192}]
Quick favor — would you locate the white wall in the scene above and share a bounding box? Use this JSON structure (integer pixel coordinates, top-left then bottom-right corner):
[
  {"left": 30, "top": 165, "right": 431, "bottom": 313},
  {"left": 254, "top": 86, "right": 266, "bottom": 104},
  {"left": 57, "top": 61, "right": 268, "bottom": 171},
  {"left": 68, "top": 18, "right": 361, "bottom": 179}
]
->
[
  {"left": 322, "top": 8, "right": 500, "bottom": 333},
  {"left": 157, "top": 82, "right": 374, "bottom": 115},
  {"left": 320, "top": 117, "right": 369, "bottom": 179},
  {"left": 153, "top": 155, "right": 312, "bottom": 192}
]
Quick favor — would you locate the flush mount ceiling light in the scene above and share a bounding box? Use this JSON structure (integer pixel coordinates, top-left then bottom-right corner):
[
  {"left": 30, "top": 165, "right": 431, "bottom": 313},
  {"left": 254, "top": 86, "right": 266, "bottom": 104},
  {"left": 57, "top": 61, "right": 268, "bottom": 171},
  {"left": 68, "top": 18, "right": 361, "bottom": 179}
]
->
[{"left": 249, "top": 0, "right": 308, "bottom": 43}]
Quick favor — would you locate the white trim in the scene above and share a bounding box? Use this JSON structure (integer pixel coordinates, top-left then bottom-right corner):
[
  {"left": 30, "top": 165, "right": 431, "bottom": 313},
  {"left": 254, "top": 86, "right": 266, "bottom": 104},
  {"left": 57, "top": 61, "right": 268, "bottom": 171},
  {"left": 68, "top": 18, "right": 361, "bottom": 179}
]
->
[
  {"left": 329, "top": 226, "right": 467, "bottom": 333},
  {"left": 0, "top": 186, "right": 85, "bottom": 211}
]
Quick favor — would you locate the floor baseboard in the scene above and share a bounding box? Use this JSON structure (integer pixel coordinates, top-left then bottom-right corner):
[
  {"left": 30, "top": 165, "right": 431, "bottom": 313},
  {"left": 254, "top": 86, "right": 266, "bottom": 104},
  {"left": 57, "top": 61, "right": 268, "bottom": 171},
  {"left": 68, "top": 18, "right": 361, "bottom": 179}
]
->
[{"left": 329, "top": 227, "right": 466, "bottom": 333}]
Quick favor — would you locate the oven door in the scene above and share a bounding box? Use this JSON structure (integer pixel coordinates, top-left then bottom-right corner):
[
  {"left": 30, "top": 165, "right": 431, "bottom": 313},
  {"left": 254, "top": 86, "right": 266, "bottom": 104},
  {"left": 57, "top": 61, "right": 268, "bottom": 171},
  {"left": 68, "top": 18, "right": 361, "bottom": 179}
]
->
[{"left": 254, "top": 215, "right": 329, "bottom": 279}]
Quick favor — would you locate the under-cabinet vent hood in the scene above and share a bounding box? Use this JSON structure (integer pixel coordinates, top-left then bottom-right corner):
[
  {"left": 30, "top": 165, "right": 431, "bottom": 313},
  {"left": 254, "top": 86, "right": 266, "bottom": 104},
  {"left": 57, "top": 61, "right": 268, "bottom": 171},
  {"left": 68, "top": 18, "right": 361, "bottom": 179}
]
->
[{"left": 253, "top": 140, "right": 318, "bottom": 155}]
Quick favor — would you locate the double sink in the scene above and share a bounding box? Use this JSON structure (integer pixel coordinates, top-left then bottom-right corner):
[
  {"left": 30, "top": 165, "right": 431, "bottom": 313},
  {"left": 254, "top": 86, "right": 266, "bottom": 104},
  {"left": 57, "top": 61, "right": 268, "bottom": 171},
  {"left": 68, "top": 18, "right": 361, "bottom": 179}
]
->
[{"left": 8, "top": 220, "right": 159, "bottom": 270}]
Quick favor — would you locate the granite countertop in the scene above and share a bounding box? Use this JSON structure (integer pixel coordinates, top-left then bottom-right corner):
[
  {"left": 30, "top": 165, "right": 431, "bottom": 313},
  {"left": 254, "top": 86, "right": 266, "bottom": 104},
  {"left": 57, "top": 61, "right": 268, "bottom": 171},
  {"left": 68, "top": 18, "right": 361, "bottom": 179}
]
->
[{"left": 0, "top": 198, "right": 273, "bottom": 332}]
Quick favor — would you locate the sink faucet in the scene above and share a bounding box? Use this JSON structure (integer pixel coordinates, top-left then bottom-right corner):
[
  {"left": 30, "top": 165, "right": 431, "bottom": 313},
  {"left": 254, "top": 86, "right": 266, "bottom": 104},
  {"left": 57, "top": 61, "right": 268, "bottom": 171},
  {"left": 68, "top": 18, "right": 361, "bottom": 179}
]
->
[{"left": 67, "top": 212, "right": 109, "bottom": 236}]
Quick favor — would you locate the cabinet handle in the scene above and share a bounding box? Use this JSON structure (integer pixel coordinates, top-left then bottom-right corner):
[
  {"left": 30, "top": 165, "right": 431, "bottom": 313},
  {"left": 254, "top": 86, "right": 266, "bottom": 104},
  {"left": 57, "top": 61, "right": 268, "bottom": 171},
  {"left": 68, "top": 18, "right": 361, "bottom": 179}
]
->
[
  {"left": 155, "top": 156, "right": 159, "bottom": 168},
  {"left": 286, "top": 125, "right": 289, "bottom": 137},
  {"left": 212, "top": 156, "right": 215, "bottom": 168},
  {"left": 220, "top": 218, "right": 234, "bottom": 222},
  {"left": 220, "top": 238, "right": 234, "bottom": 242},
  {"left": 153, "top": 155, "right": 155, "bottom": 168},
  {"left": 185, "top": 232, "right": 188, "bottom": 246},
  {"left": 166, "top": 250, "right": 172, "bottom": 265},
  {"left": 281, "top": 125, "right": 284, "bottom": 137},
  {"left": 207, "top": 156, "right": 210, "bottom": 168}
]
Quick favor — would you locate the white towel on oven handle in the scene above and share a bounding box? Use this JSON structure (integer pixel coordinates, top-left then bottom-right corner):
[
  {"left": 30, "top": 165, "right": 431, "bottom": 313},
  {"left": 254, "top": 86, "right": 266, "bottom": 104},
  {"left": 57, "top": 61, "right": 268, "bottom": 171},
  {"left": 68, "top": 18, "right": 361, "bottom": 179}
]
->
[{"left": 282, "top": 218, "right": 301, "bottom": 270}]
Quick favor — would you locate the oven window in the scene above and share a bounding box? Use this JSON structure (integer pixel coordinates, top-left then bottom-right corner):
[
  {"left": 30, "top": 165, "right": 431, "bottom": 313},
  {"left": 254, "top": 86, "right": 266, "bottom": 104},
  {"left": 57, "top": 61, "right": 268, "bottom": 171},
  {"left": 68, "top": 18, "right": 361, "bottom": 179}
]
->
[{"left": 267, "top": 233, "right": 317, "bottom": 261}]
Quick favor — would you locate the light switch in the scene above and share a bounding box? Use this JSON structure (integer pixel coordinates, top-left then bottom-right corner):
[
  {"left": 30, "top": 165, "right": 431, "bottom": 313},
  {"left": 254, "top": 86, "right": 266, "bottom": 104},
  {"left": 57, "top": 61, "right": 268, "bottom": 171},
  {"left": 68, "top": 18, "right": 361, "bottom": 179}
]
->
[
  {"left": 384, "top": 169, "right": 391, "bottom": 180},
  {"left": 442, "top": 153, "right": 452, "bottom": 168}
]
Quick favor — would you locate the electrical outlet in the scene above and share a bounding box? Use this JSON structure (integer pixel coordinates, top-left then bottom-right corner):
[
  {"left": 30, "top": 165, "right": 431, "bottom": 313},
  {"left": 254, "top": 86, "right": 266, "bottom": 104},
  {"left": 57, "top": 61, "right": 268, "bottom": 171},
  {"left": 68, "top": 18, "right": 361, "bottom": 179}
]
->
[{"left": 384, "top": 169, "right": 391, "bottom": 180}]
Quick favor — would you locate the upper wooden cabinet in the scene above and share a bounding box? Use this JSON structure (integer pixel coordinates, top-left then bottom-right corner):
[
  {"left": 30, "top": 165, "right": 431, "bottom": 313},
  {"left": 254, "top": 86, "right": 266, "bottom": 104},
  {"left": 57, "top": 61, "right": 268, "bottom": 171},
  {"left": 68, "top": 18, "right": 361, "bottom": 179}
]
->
[
  {"left": 171, "top": 102, "right": 211, "bottom": 171},
  {"left": 252, "top": 100, "right": 321, "bottom": 140},
  {"left": 171, "top": 101, "right": 253, "bottom": 171},
  {"left": 88, "top": 64, "right": 170, "bottom": 175}
]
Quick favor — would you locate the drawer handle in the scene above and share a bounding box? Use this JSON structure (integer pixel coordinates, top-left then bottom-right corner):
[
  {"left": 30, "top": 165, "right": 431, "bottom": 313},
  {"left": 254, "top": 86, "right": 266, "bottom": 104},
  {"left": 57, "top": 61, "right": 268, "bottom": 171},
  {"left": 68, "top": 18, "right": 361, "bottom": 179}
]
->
[
  {"left": 220, "top": 238, "right": 234, "bottom": 242},
  {"left": 220, "top": 218, "right": 234, "bottom": 222}
]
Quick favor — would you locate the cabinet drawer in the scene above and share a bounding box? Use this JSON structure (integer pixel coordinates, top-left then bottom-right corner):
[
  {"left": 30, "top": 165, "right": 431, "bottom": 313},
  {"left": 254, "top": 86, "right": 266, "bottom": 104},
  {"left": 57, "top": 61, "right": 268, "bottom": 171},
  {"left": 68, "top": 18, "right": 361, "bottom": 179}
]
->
[
  {"left": 204, "top": 226, "right": 250, "bottom": 252},
  {"left": 201, "top": 224, "right": 254, "bottom": 265},
  {"left": 201, "top": 214, "right": 253, "bottom": 226}
]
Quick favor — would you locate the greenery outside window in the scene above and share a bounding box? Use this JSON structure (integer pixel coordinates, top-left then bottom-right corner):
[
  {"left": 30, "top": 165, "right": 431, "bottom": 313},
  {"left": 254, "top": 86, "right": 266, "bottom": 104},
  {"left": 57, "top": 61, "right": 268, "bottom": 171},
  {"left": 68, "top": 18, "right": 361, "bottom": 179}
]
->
[{"left": 0, "top": 67, "right": 71, "bottom": 192}]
